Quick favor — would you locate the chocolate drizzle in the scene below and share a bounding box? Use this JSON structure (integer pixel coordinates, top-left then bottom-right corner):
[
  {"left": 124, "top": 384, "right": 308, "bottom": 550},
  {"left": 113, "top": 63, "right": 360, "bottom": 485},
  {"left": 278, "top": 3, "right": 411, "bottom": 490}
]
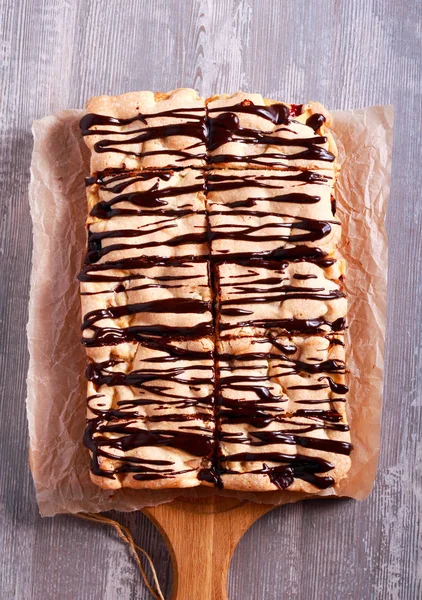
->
[
  {"left": 80, "top": 107, "right": 207, "bottom": 166},
  {"left": 84, "top": 338, "right": 215, "bottom": 480},
  {"left": 206, "top": 336, "right": 351, "bottom": 487},
  {"left": 216, "top": 259, "right": 346, "bottom": 335},
  {"left": 206, "top": 101, "right": 334, "bottom": 167},
  {"left": 81, "top": 98, "right": 333, "bottom": 169},
  {"left": 79, "top": 95, "right": 350, "bottom": 491},
  {"left": 206, "top": 169, "right": 339, "bottom": 261}
]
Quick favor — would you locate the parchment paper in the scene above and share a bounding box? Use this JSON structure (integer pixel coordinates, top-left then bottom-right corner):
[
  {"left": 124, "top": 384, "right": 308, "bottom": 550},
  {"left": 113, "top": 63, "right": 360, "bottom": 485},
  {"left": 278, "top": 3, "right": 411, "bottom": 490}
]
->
[{"left": 27, "top": 106, "right": 393, "bottom": 517}]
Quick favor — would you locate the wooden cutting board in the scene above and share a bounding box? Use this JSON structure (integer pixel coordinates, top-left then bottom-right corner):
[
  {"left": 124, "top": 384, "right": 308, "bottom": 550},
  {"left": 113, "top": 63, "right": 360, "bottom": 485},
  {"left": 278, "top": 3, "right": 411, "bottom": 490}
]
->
[{"left": 144, "top": 497, "right": 273, "bottom": 600}]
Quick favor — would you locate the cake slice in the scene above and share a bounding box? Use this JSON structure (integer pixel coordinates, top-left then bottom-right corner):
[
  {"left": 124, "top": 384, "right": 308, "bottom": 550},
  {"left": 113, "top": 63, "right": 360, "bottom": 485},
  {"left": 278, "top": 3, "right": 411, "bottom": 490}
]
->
[
  {"left": 84, "top": 169, "right": 209, "bottom": 263},
  {"left": 214, "top": 335, "right": 351, "bottom": 492},
  {"left": 85, "top": 169, "right": 206, "bottom": 222},
  {"left": 80, "top": 258, "right": 213, "bottom": 346},
  {"left": 206, "top": 93, "right": 338, "bottom": 171},
  {"left": 81, "top": 88, "right": 207, "bottom": 173},
  {"left": 84, "top": 337, "right": 215, "bottom": 489},
  {"left": 215, "top": 258, "right": 346, "bottom": 337},
  {"left": 207, "top": 168, "right": 340, "bottom": 259}
]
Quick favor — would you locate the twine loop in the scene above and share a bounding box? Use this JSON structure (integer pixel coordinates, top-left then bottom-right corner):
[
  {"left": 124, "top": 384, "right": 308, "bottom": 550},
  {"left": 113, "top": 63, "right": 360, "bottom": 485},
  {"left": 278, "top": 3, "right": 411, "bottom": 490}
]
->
[{"left": 75, "top": 512, "right": 166, "bottom": 600}]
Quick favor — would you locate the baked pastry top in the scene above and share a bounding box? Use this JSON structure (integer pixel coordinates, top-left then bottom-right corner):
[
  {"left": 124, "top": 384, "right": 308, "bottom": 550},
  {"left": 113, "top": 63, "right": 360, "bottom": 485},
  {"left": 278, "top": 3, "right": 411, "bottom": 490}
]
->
[
  {"left": 207, "top": 168, "right": 341, "bottom": 259},
  {"left": 206, "top": 93, "right": 338, "bottom": 171},
  {"left": 81, "top": 89, "right": 207, "bottom": 172},
  {"left": 215, "top": 335, "right": 351, "bottom": 492},
  {"left": 79, "top": 89, "right": 351, "bottom": 493},
  {"left": 81, "top": 89, "right": 337, "bottom": 173},
  {"left": 215, "top": 259, "right": 347, "bottom": 338},
  {"left": 81, "top": 259, "right": 213, "bottom": 346},
  {"left": 85, "top": 337, "right": 215, "bottom": 489},
  {"left": 85, "top": 169, "right": 206, "bottom": 225}
]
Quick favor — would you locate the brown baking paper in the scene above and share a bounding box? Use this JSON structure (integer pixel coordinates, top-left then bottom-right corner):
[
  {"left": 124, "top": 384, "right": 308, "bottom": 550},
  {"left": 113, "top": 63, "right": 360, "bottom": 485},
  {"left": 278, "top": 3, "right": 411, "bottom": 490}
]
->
[{"left": 27, "top": 106, "right": 393, "bottom": 516}]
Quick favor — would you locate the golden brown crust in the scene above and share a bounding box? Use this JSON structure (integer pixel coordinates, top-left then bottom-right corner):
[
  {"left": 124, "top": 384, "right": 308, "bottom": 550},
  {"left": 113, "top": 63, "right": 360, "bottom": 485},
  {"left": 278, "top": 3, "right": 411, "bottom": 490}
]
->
[
  {"left": 85, "top": 338, "right": 215, "bottom": 490},
  {"left": 216, "top": 335, "right": 351, "bottom": 493},
  {"left": 84, "top": 169, "right": 208, "bottom": 264},
  {"left": 81, "top": 261, "right": 213, "bottom": 345},
  {"left": 83, "top": 88, "right": 206, "bottom": 172},
  {"left": 86, "top": 169, "right": 206, "bottom": 225},
  {"left": 206, "top": 167, "right": 341, "bottom": 257},
  {"left": 206, "top": 92, "right": 338, "bottom": 171},
  {"left": 215, "top": 260, "right": 347, "bottom": 338}
]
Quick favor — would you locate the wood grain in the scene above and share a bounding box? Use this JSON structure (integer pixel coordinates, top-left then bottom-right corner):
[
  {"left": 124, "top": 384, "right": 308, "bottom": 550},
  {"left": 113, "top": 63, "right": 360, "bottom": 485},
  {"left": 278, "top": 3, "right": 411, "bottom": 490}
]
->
[
  {"left": 144, "top": 498, "right": 272, "bottom": 600},
  {"left": 0, "top": 0, "right": 421, "bottom": 598}
]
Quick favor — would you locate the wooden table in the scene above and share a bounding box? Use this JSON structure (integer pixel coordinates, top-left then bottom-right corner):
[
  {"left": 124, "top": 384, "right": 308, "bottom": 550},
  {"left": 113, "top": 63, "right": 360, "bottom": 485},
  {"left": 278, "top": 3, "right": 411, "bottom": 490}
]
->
[{"left": 1, "top": 1, "right": 421, "bottom": 598}]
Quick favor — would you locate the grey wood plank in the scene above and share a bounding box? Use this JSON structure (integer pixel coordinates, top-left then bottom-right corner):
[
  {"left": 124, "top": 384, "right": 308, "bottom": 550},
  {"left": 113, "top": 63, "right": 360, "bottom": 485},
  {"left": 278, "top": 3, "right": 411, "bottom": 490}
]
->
[{"left": 0, "top": 0, "right": 421, "bottom": 599}]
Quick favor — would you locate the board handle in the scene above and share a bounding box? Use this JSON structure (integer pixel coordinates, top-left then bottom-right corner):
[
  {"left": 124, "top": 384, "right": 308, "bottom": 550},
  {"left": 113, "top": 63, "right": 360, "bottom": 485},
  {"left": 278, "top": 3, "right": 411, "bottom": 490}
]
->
[{"left": 144, "top": 497, "right": 272, "bottom": 600}]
